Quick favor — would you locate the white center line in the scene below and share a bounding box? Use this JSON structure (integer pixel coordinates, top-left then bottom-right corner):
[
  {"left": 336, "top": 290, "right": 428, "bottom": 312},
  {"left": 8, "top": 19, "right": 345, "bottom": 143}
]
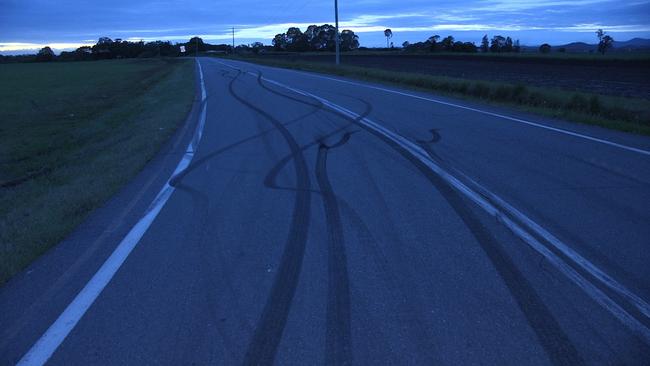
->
[{"left": 228, "top": 59, "right": 650, "bottom": 157}]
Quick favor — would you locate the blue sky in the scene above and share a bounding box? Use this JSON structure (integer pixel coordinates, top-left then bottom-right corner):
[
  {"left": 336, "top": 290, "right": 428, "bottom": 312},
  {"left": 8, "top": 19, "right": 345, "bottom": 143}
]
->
[{"left": 1, "top": 0, "right": 649, "bottom": 54}]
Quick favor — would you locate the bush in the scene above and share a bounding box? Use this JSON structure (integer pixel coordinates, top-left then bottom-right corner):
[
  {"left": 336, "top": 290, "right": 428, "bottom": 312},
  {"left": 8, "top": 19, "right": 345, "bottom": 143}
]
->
[
  {"left": 539, "top": 44, "right": 552, "bottom": 54},
  {"left": 470, "top": 83, "right": 491, "bottom": 98}
]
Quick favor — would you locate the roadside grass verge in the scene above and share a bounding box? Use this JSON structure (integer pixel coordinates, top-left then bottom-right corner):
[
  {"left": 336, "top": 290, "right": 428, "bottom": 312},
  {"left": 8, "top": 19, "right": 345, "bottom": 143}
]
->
[
  {"left": 0, "top": 58, "right": 195, "bottom": 284},
  {"left": 220, "top": 55, "right": 650, "bottom": 135}
]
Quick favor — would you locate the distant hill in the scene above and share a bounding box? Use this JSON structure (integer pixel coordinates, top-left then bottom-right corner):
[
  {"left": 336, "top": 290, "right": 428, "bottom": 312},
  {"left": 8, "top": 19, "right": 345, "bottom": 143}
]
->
[
  {"left": 554, "top": 42, "right": 593, "bottom": 53},
  {"left": 613, "top": 37, "right": 650, "bottom": 50},
  {"left": 519, "top": 38, "right": 650, "bottom": 53}
]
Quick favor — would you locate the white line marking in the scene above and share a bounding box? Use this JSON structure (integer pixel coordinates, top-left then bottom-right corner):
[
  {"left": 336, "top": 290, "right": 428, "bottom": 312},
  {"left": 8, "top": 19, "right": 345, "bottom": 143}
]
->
[
  {"left": 215, "top": 59, "right": 650, "bottom": 344},
  {"left": 198, "top": 60, "right": 206, "bottom": 102},
  {"left": 17, "top": 60, "right": 209, "bottom": 366},
  {"left": 226, "top": 59, "right": 650, "bottom": 157}
]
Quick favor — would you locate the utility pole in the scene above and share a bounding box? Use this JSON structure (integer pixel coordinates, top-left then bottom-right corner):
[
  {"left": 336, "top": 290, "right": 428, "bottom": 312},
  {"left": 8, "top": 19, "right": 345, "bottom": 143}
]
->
[
  {"left": 334, "top": 0, "right": 340, "bottom": 65},
  {"left": 232, "top": 27, "right": 235, "bottom": 53}
]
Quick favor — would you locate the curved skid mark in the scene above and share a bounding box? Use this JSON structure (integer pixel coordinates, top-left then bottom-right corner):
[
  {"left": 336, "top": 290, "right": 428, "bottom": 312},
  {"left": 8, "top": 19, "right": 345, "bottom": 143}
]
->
[
  {"left": 221, "top": 63, "right": 650, "bottom": 347},
  {"left": 227, "top": 70, "right": 312, "bottom": 365},
  {"left": 316, "top": 138, "right": 353, "bottom": 365}
]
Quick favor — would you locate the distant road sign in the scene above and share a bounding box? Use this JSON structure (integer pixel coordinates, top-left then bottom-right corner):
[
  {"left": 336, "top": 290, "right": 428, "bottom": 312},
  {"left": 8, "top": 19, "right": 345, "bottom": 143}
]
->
[{"left": 180, "top": 45, "right": 186, "bottom": 53}]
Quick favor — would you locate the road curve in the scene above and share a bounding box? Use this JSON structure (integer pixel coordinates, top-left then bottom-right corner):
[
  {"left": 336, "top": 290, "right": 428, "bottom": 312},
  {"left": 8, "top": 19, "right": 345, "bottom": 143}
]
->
[{"left": 2, "top": 58, "right": 650, "bottom": 365}]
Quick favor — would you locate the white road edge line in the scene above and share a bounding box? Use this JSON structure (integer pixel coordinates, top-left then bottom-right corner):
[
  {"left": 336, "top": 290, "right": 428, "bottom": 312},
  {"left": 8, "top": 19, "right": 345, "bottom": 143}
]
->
[
  {"left": 17, "top": 59, "right": 208, "bottom": 366},
  {"left": 215, "top": 59, "right": 650, "bottom": 344},
  {"left": 229, "top": 59, "right": 650, "bottom": 157}
]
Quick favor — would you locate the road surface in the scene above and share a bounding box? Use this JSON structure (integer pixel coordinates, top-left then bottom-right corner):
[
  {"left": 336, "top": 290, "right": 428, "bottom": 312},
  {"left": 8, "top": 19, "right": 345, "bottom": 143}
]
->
[{"left": 2, "top": 58, "right": 650, "bottom": 365}]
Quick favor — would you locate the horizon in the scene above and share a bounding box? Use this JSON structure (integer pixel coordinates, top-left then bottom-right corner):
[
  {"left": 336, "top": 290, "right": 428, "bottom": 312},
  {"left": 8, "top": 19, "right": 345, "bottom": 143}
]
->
[{"left": 1, "top": 0, "right": 649, "bottom": 55}]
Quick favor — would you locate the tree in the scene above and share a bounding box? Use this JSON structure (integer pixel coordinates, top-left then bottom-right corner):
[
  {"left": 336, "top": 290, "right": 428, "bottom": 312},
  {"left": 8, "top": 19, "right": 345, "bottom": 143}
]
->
[
  {"left": 316, "top": 24, "right": 337, "bottom": 51},
  {"left": 272, "top": 33, "right": 287, "bottom": 50},
  {"left": 452, "top": 41, "right": 477, "bottom": 53},
  {"left": 402, "top": 41, "right": 410, "bottom": 48},
  {"left": 539, "top": 43, "right": 552, "bottom": 54},
  {"left": 513, "top": 39, "right": 521, "bottom": 53},
  {"left": 251, "top": 42, "right": 265, "bottom": 54},
  {"left": 481, "top": 34, "right": 489, "bottom": 52},
  {"left": 36, "top": 46, "right": 55, "bottom": 62},
  {"left": 441, "top": 36, "right": 455, "bottom": 51},
  {"left": 286, "top": 27, "right": 303, "bottom": 45},
  {"left": 271, "top": 24, "right": 357, "bottom": 52},
  {"left": 596, "top": 29, "right": 614, "bottom": 55},
  {"left": 427, "top": 35, "right": 440, "bottom": 51},
  {"left": 504, "top": 37, "right": 514, "bottom": 52},
  {"left": 186, "top": 37, "right": 205, "bottom": 55},
  {"left": 340, "top": 29, "right": 360, "bottom": 51},
  {"left": 384, "top": 29, "right": 393, "bottom": 48},
  {"left": 490, "top": 35, "right": 506, "bottom": 52},
  {"left": 97, "top": 37, "right": 113, "bottom": 45}
]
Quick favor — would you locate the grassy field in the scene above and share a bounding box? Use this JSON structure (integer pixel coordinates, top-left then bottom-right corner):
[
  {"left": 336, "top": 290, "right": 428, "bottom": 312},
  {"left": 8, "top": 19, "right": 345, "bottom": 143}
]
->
[
  {"left": 221, "top": 55, "right": 650, "bottom": 135},
  {"left": 268, "top": 50, "right": 650, "bottom": 63},
  {"left": 0, "top": 58, "right": 195, "bottom": 284}
]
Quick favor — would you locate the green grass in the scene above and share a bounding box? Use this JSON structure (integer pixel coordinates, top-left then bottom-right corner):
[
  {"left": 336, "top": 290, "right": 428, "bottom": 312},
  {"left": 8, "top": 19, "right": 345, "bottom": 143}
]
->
[
  {"left": 221, "top": 55, "right": 650, "bottom": 135},
  {"left": 0, "top": 58, "right": 195, "bottom": 284}
]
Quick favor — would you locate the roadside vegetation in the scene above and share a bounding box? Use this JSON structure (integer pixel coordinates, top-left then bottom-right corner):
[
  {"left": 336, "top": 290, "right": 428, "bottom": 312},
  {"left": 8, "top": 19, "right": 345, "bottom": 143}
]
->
[
  {"left": 219, "top": 55, "right": 650, "bottom": 135},
  {"left": 0, "top": 58, "right": 195, "bottom": 284}
]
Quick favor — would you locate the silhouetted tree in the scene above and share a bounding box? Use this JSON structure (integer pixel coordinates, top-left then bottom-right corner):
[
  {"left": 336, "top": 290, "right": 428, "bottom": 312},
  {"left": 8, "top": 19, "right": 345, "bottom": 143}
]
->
[
  {"left": 272, "top": 25, "right": 358, "bottom": 52},
  {"left": 504, "top": 37, "right": 514, "bottom": 52},
  {"left": 490, "top": 35, "right": 506, "bottom": 52},
  {"left": 36, "top": 46, "right": 55, "bottom": 62},
  {"left": 384, "top": 29, "right": 393, "bottom": 48},
  {"left": 251, "top": 42, "right": 264, "bottom": 54},
  {"left": 186, "top": 37, "right": 206, "bottom": 54},
  {"left": 452, "top": 41, "right": 478, "bottom": 53},
  {"left": 272, "top": 34, "right": 287, "bottom": 50},
  {"left": 481, "top": 34, "right": 489, "bottom": 52},
  {"left": 340, "top": 29, "right": 360, "bottom": 50},
  {"left": 539, "top": 43, "right": 552, "bottom": 54},
  {"left": 427, "top": 35, "right": 440, "bottom": 51},
  {"left": 596, "top": 29, "right": 614, "bottom": 55},
  {"left": 441, "top": 36, "right": 455, "bottom": 51}
]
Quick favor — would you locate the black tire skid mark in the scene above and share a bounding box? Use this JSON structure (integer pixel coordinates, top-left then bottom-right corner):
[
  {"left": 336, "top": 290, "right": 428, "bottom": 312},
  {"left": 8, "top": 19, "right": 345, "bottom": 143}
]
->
[
  {"left": 415, "top": 129, "right": 441, "bottom": 145},
  {"left": 169, "top": 106, "right": 321, "bottom": 187},
  {"left": 254, "top": 69, "right": 371, "bottom": 192},
  {"left": 315, "top": 135, "right": 353, "bottom": 366},
  {"left": 414, "top": 138, "right": 585, "bottom": 366},
  {"left": 252, "top": 68, "right": 584, "bottom": 364},
  {"left": 262, "top": 130, "right": 360, "bottom": 194},
  {"left": 164, "top": 181, "right": 251, "bottom": 362},
  {"left": 336, "top": 198, "right": 441, "bottom": 364},
  {"left": 227, "top": 70, "right": 313, "bottom": 365},
  {"left": 174, "top": 174, "right": 260, "bottom": 361},
  {"left": 254, "top": 70, "right": 443, "bottom": 362}
]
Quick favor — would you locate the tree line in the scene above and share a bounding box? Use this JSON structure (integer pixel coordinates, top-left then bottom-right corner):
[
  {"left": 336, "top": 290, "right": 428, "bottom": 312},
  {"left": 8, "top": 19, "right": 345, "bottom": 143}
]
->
[
  {"left": 0, "top": 37, "right": 234, "bottom": 63},
  {"left": 0, "top": 27, "right": 618, "bottom": 63},
  {"left": 402, "top": 34, "right": 520, "bottom": 53},
  {"left": 272, "top": 25, "right": 359, "bottom": 52}
]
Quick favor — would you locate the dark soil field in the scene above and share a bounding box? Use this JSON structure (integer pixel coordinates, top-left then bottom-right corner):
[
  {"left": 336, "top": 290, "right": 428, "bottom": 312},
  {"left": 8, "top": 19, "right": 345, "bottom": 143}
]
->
[{"left": 260, "top": 54, "right": 650, "bottom": 99}]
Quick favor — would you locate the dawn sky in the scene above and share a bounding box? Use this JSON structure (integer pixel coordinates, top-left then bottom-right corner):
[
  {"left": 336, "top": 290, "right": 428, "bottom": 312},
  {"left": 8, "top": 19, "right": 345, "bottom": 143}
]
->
[{"left": 1, "top": 0, "right": 649, "bottom": 54}]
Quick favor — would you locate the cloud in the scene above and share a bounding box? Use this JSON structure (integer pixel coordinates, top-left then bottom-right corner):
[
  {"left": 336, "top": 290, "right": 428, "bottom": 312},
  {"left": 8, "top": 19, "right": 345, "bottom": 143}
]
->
[
  {"left": 0, "top": 42, "right": 92, "bottom": 52},
  {"left": 0, "top": 0, "right": 648, "bottom": 49}
]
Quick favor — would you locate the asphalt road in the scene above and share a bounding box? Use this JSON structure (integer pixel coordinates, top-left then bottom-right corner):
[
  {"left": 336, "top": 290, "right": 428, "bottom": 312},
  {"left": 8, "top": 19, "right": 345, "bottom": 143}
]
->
[{"left": 2, "top": 58, "right": 650, "bottom": 365}]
